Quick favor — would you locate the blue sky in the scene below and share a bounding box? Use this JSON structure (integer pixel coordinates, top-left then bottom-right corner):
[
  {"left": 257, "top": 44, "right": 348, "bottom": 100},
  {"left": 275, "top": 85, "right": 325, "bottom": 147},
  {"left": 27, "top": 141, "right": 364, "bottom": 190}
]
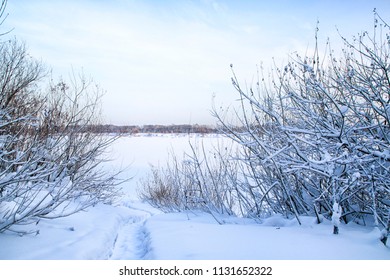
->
[{"left": 2, "top": 0, "right": 390, "bottom": 125}]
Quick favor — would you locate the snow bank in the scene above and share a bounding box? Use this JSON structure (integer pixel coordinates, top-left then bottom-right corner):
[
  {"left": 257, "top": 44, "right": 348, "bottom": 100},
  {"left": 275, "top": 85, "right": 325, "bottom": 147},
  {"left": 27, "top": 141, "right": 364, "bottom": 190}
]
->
[
  {"left": 0, "top": 204, "right": 133, "bottom": 259},
  {"left": 145, "top": 212, "right": 389, "bottom": 260}
]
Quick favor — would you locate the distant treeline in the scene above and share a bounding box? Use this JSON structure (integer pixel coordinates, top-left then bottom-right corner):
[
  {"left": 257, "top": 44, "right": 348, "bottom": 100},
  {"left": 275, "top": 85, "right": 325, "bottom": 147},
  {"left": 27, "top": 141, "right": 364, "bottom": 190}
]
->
[{"left": 86, "top": 124, "right": 221, "bottom": 134}]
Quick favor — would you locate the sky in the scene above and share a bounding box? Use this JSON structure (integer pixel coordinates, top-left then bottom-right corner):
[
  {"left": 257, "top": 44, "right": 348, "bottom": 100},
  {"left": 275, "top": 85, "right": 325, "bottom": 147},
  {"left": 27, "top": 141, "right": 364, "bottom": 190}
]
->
[{"left": 2, "top": 0, "right": 390, "bottom": 125}]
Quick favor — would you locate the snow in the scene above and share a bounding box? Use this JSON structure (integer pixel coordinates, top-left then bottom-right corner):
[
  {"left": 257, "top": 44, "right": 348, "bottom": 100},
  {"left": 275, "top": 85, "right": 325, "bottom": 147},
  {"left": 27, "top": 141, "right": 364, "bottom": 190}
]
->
[
  {"left": 0, "top": 134, "right": 389, "bottom": 260},
  {"left": 340, "top": 105, "right": 349, "bottom": 115},
  {"left": 147, "top": 212, "right": 388, "bottom": 260}
]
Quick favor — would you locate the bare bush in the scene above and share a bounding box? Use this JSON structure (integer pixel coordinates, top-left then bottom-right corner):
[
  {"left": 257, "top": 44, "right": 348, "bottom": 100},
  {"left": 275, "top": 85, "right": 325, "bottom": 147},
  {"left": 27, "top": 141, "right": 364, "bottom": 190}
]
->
[
  {"left": 139, "top": 139, "right": 243, "bottom": 223},
  {"left": 0, "top": 38, "right": 122, "bottom": 234}
]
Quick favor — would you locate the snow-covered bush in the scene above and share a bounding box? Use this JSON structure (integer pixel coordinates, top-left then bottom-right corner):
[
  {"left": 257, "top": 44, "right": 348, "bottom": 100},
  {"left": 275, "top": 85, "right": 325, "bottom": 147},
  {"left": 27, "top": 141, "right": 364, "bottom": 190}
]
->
[
  {"left": 0, "top": 22, "right": 122, "bottom": 233},
  {"left": 213, "top": 12, "right": 389, "bottom": 236}
]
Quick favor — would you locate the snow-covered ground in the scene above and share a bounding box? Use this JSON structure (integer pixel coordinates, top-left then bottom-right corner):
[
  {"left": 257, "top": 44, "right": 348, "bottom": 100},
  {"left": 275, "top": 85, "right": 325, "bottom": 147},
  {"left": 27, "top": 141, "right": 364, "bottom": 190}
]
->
[{"left": 0, "top": 134, "right": 389, "bottom": 260}]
